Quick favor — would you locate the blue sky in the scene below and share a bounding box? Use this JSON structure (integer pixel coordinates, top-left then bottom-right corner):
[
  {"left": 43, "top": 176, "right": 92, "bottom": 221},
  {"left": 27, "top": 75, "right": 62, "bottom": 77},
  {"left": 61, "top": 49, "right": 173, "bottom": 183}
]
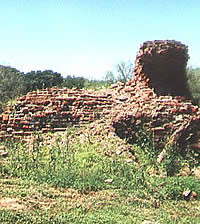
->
[{"left": 0, "top": 0, "right": 200, "bottom": 79}]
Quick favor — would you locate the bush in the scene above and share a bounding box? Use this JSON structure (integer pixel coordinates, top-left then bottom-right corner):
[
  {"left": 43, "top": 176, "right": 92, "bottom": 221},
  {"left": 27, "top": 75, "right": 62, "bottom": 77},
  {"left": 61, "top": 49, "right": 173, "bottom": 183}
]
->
[
  {"left": 0, "top": 66, "right": 24, "bottom": 112},
  {"left": 187, "top": 67, "right": 200, "bottom": 105}
]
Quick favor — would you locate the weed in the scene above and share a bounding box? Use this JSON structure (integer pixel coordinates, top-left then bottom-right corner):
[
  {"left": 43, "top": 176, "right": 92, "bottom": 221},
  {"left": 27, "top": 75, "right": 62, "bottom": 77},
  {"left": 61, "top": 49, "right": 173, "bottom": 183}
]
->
[
  {"left": 150, "top": 176, "right": 200, "bottom": 200},
  {"left": 1, "top": 130, "right": 149, "bottom": 196},
  {"left": 0, "top": 125, "right": 200, "bottom": 223}
]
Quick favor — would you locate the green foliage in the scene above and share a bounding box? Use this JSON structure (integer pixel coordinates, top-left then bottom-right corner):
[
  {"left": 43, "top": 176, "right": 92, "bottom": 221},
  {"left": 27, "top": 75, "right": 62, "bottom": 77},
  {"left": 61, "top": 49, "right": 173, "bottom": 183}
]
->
[
  {"left": 104, "top": 71, "right": 116, "bottom": 85},
  {"left": 1, "top": 200, "right": 200, "bottom": 224},
  {"left": 62, "top": 75, "right": 115, "bottom": 90},
  {"left": 62, "top": 75, "right": 86, "bottom": 89},
  {"left": 53, "top": 208, "right": 144, "bottom": 224},
  {"left": 0, "top": 125, "right": 200, "bottom": 223},
  {"left": 161, "top": 146, "right": 182, "bottom": 176},
  {"left": 2, "top": 124, "right": 199, "bottom": 203},
  {"left": 3, "top": 137, "right": 148, "bottom": 195},
  {"left": 84, "top": 79, "right": 108, "bottom": 89},
  {"left": 187, "top": 67, "right": 200, "bottom": 105},
  {"left": 0, "top": 210, "right": 35, "bottom": 223},
  {"left": 0, "top": 66, "right": 24, "bottom": 112},
  {"left": 23, "top": 70, "right": 63, "bottom": 93},
  {"left": 150, "top": 176, "right": 200, "bottom": 200},
  {"left": 131, "top": 121, "right": 200, "bottom": 178},
  {"left": 104, "top": 60, "right": 133, "bottom": 85}
]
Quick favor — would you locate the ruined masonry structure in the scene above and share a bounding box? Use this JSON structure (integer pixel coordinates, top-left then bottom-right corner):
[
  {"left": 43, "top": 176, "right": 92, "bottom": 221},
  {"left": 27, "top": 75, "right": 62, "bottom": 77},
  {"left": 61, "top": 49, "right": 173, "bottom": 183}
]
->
[
  {"left": 134, "top": 40, "right": 191, "bottom": 97},
  {"left": 0, "top": 88, "right": 117, "bottom": 138},
  {"left": 0, "top": 40, "right": 199, "bottom": 157},
  {"left": 112, "top": 40, "right": 200, "bottom": 157}
]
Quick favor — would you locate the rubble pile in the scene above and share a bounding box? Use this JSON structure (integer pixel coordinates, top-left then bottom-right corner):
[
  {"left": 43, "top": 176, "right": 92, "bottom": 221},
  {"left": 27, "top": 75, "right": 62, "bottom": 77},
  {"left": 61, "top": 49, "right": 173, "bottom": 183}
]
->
[
  {"left": 112, "top": 40, "right": 200, "bottom": 155},
  {"left": 112, "top": 91, "right": 200, "bottom": 155}
]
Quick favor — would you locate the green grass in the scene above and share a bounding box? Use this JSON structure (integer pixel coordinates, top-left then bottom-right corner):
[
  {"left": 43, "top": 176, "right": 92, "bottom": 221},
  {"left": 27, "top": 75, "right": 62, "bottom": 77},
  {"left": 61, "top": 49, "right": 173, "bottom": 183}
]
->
[
  {"left": 0, "top": 125, "right": 200, "bottom": 223},
  {"left": 2, "top": 139, "right": 148, "bottom": 194},
  {"left": 0, "top": 177, "right": 199, "bottom": 224}
]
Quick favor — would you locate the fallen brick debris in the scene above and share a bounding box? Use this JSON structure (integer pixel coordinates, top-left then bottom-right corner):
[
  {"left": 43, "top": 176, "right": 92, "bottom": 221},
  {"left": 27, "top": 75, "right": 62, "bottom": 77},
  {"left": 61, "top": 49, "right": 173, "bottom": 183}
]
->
[
  {"left": 112, "top": 40, "right": 200, "bottom": 157},
  {"left": 0, "top": 40, "right": 199, "bottom": 158}
]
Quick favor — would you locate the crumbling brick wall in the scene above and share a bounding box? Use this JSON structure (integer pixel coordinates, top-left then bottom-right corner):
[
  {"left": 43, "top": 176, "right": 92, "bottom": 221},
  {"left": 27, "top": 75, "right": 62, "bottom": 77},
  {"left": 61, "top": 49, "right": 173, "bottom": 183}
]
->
[
  {"left": 112, "top": 40, "right": 200, "bottom": 156},
  {"left": 0, "top": 40, "right": 199, "bottom": 156},
  {"left": 0, "top": 87, "right": 117, "bottom": 139},
  {"left": 134, "top": 40, "right": 191, "bottom": 98}
]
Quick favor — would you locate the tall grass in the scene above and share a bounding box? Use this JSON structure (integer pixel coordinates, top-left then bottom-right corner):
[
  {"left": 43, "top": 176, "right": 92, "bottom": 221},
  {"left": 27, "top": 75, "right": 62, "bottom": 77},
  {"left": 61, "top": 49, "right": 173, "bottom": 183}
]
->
[
  {"left": 1, "top": 126, "right": 200, "bottom": 201},
  {"left": 2, "top": 135, "right": 148, "bottom": 195}
]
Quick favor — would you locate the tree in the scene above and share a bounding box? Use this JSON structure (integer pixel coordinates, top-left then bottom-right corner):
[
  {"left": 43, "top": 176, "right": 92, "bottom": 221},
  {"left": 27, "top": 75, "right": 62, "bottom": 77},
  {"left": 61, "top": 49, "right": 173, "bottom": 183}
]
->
[
  {"left": 104, "top": 71, "right": 116, "bottom": 85},
  {"left": 0, "top": 66, "right": 24, "bottom": 102},
  {"left": 23, "top": 70, "right": 63, "bottom": 93},
  {"left": 0, "top": 66, "right": 24, "bottom": 112},
  {"left": 116, "top": 60, "right": 133, "bottom": 83},
  {"left": 187, "top": 67, "right": 200, "bottom": 105},
  {"left": 62, "top": 75, "right": 86, "bottom": 89},
  {"left": 103, "top": 61, "right": 134, "bottom": 85}
]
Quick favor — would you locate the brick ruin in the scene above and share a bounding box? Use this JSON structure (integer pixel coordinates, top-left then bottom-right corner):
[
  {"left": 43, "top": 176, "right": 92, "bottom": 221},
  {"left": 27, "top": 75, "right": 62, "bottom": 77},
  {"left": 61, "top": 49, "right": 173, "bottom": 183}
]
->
[
  {"left": 0, "top": 40, "right": 199, "bottom": 158},
  {"left": 112, "top": 40, "right": 200, "bottom": 158},
  {"left": 134, "top": 40, "right": 191, "bottom": 97},
  {"left": 0, "top": 87, "right": 116, "bottom": 138}
]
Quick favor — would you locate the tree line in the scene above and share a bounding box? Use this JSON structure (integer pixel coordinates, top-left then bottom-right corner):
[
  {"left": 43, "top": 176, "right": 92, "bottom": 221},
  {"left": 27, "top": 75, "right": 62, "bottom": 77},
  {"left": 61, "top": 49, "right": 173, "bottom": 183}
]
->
[{"left": 0, "top": 63, "right": 199, "bottom": 112}]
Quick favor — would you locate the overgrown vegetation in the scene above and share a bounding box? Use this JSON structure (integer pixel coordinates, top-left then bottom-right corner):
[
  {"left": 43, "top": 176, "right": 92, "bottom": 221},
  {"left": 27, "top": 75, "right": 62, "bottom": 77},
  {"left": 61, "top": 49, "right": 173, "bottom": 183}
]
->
[
  {"left": 2, "top": 133, "right": 147, "bottom": 194},
  {"left": 23, "top": 70, "right": 64, "bottom": 93},
  {"left": 0, "top": 124, "right": 199, "bottom": 223},
  {"left": 0, "top": 66, "right": 24, "bottom": 113},
  {"left": 187, "top": 67, "right": 200, "bottom": 105},
  {"left": 0, "top": 62, "right": 199, "bottom": 222}
]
